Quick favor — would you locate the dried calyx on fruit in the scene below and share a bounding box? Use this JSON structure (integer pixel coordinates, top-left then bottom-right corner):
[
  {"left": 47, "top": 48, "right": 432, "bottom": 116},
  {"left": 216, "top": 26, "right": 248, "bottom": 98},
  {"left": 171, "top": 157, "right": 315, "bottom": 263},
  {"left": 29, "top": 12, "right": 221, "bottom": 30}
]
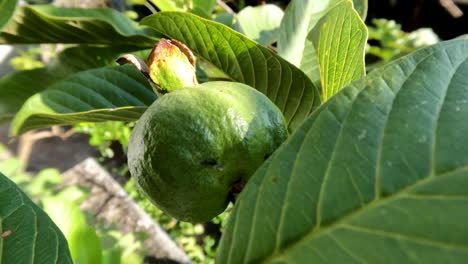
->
[
  {"left": 117, "top": 38, "right": 197, "bottom": 94},
  {"left": 118, "top": 39, "right": 288, "bottom": 223}
]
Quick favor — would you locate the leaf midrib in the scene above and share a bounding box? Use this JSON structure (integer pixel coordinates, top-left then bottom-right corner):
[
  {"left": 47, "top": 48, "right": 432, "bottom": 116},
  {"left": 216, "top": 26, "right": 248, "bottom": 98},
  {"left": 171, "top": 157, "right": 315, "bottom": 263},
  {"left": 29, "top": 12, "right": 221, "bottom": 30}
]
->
[
  {"left": 341, "top": 224, "right": 468, "bottom": 252},
  {"left": 262, "top": 161, "right": 468, "bottom": 264}
]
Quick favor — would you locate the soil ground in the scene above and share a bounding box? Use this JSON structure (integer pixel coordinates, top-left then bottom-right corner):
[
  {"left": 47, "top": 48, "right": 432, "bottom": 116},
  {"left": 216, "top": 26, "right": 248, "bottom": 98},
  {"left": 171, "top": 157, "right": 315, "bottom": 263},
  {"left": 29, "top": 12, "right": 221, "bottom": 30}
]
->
[{"left": 0, "top": 123, "right": 98, "bottom": 172}]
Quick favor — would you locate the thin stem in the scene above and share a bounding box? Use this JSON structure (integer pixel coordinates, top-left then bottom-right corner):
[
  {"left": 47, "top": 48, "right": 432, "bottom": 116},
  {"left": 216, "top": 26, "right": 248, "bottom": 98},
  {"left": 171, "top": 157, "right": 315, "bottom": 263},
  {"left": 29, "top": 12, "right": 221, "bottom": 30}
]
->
[
  {"left": 439, "top": 0, "right": 463, "bottom": 17},
  {"left": 217, "top": 0, "right": 236, "bottom": 16},
  {"left": 145, "top": 0, "right": 158, "bottom": 14}
]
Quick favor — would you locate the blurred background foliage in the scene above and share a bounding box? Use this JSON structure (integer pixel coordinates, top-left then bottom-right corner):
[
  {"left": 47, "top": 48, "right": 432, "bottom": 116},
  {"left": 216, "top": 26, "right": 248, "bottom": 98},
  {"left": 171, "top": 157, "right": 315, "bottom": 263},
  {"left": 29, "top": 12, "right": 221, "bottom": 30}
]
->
[{"left": 0, "top": 144, "right": 145, "bottom": 264}]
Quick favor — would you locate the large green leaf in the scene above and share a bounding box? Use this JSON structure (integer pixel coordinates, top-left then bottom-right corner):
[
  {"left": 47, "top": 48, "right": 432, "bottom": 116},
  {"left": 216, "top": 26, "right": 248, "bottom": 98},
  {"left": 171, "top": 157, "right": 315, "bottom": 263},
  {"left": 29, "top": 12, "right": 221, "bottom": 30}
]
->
[
  {"left": 0, "top": 171, "right": 72, "bottom": 263},
  {"left": 141, "top": 12, "right": 320, "bottom": 132},
  {"left": 0, "top": 45, "right": 144, "bottom": 122},
  {"left": 277, "top": 0, "right": 366, "bottom": 89},
  {"left": 0, "top": 0, "right": 17, "bottom": 30},
  {"left": 235, "top": 4, "right": 284, "bottom": 46},
  {"left": 11, "top": 65, "right": 156, "bottom": 135},
  {"left": 0, "top": 68, "right": 59, "bottom": 122},
  {"left": 49, "top": 45, "right": 148, "bottom": 74},
  {"left": 218, "top": 39, "right": 468, "bottom": 263},
  {"left": 0, "top": 5, "right": 158, "bottom": 46},
  {"left": 277, "top": 0, "right": 338, "bottom": 88},
  {"left": 310, "top": 0, "right": 367, "bottom": 101}
]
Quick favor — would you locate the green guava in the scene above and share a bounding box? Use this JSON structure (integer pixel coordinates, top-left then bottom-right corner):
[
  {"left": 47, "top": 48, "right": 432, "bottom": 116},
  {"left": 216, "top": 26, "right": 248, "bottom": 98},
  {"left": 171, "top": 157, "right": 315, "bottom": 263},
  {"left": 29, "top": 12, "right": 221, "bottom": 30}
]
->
[{"left": 128, "top": 81, "right": 288, "bottom": 223}]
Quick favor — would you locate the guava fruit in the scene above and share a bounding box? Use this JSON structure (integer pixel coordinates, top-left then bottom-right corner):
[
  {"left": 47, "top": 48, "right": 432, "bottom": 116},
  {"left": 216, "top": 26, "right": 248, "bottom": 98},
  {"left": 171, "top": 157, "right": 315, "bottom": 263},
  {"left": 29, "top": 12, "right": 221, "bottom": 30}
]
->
[{"left": 128, "top": 81, "right": 288, "bottom": 223}]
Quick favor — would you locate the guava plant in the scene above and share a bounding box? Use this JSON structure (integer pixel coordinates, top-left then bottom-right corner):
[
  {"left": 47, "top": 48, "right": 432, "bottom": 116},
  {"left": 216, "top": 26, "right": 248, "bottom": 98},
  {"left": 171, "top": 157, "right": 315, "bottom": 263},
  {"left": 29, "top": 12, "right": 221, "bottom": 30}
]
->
[{"left": 1, "top": 0, "right": 468, "bottom": 263}]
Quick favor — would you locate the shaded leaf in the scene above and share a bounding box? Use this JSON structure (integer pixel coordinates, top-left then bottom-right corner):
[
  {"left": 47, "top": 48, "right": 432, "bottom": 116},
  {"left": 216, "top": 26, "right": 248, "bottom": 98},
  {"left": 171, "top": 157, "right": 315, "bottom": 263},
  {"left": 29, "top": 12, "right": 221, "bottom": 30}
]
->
[
  {"left": 192, "top": 0, "right": 216, "bottom": 13},
  {"left": 214, "top": 12, "right": 235, "bottom": 28},
  {"left": 50, "top": 45, "right": 148, "bottom": 74},
  {"left": 235, "top": 4, "right": 284, "bottom": 46},
  {"left": 141, "top": 12, "right": 321, "bottom": 131},
  {"left": 277, "top": 0, "right": 340, "bottom": 88},
  {"left": 0, "top": 45, "right": 145, "bottom": 122},
  {"left": 0, "top": 171, "right": 72, "bottom": 263},
  {"left": 0, "top": 0, "right": 17, "bottom": 30},
  {"left": 0, "top": 5, "right": 158, "bottom": 46},
  {"left": 310, "top": 0, "right": 367, "bottom": 101},
  {"left": 0, "top": 68, "right": 60, "bottom": 122},
  {"left": 11, "top": 65, "right": 156, "bottom": 135},
  {"left": 218, "top": 40, "right": 468, "bottom": 263},
  {"left": 278, "top": 0, "right": 366, "bottom": 89}
]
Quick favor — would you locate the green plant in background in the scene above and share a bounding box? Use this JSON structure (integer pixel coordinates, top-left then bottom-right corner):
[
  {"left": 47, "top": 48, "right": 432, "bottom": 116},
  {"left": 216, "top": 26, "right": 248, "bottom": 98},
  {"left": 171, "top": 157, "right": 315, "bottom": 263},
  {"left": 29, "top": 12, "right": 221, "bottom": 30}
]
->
[
  {"left": 125, "top": 177, "right": 226, "bottom": 264},
  {"left": 73, "top": 121, "right": 133, "bottom": 159},
  {"left": 9, "top": 47, "right": 45, "bottom": 70},
  {"left": 233, "top": 4, "right": 284, "bottom": 46},
  {"left": 1, "top": 0, "right": 468, "bottom": 263},
  {"left": 148, "top": 0, "right": 216, "bottom": 18},
  {"left": 0, "top": 145, "right": 144, "bottom": 264},
  {"left": 99, "top": 229, "right": 147, "bottom": 264},
  {"left": 367, "top": 18, "right": 439, "bottom": 62}
]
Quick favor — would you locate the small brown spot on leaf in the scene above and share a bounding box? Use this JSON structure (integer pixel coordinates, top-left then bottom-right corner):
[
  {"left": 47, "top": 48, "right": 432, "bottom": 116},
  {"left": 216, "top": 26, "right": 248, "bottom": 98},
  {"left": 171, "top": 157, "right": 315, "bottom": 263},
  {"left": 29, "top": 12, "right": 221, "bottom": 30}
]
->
[{"left": 1, "top": 230, "right": 12, "bottom": 238}]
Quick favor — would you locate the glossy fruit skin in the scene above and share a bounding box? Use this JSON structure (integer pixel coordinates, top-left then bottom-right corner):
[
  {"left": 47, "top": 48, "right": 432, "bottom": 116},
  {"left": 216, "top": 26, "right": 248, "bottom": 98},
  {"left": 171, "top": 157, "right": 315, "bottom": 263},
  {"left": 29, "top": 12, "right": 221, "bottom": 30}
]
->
[{"left": 128, "top": 81, "right": 288, "bottom": 223}]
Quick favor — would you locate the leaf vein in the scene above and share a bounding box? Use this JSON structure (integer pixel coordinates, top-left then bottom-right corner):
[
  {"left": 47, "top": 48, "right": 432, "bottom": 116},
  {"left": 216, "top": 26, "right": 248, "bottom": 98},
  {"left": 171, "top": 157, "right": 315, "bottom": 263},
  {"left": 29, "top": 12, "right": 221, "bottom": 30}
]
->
[{"left": 342, "top": 224, "right": 468, "bottom": 252}]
